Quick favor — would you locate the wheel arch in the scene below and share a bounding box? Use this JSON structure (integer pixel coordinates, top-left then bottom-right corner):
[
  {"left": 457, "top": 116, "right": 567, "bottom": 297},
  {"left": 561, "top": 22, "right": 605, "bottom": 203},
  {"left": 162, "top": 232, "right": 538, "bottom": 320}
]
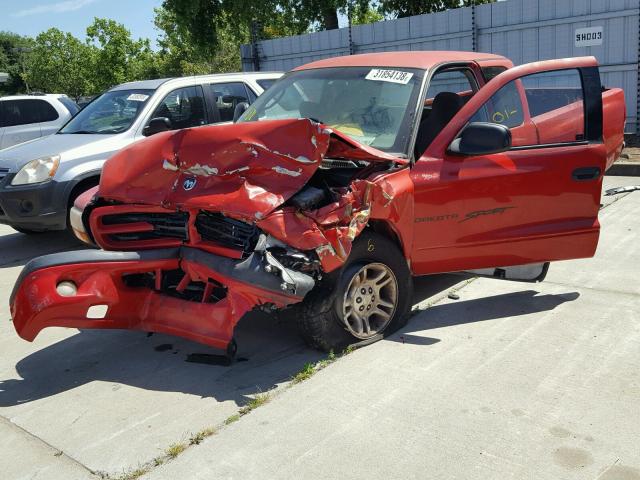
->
[
  {"left": 365, "top": 220, "right": 409, "bottom": 261},
  {"left": 65, "top": 172, "right": 101, "bottom": 209}
]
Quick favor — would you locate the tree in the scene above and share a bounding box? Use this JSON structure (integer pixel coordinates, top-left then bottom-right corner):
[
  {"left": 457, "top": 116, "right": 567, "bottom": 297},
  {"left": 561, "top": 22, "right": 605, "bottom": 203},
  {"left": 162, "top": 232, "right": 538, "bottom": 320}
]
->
[
  {"left": 23, "top": 18, "right": 160, "bottom": 99},
  {"left": 349, "top": 2, "right": 384, "bottom": 25},
  {"left": 86, "top": 18, "right": 159, "bottom": 92},
  {"left": 0, "top": 31, "right": 34, "bottom": 95},
  {"left": 379, "top": 0, "right": 496, "bottom": 18},
  {"left": 159, "top": 0, "right": 369, "bottom": 56},
  {"left": 154, "top": 7, "right": 245, "bottom": 75},
  {"left": 24, "top": 28, "right": 94, "bottom": 99}
]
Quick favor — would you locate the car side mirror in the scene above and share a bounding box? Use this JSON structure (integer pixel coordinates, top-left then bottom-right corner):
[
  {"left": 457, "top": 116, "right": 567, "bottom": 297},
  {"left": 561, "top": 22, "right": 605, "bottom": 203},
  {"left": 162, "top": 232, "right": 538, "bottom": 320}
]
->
[
  {"left": 143, "top": 117, "right": 172, "bottom": 137},
  {"left": 449, "top": 122, "right": 512, "bottom": 156},
  {"left": 233, "top": 102, "right": 249, "bottom": 123}
]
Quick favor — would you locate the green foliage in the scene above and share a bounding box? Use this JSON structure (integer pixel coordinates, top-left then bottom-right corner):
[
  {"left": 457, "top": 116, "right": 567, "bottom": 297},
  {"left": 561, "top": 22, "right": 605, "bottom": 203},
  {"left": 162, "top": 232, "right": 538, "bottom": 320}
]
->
[
  {"left": 22, "top": 18, "right": 161, "bottom": 99},
  {"left": 86, "top": 18, "right": 159, "bottom": 91},
  {"left": 24, "top": 28, "right": 95, "bottom": 99},
  {"left": 154, "top": 7, "right": 245, "bottom": 76},
  {"left": 379, "top": 0, "right": 496, "bottom": 18},
  {"left": 349, "top": 3, "right": 384, "bottom": 25},
  {"left": 0, "top": 31, "right": 34, "bottom": 95}
]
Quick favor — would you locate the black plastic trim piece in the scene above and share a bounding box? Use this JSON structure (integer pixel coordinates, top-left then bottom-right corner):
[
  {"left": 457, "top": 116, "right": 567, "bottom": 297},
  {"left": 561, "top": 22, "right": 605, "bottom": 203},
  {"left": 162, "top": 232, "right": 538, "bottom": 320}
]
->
[
  {"left": 510, "top": 140, "right": 590, "bottom": 151},
  {"left": 581, "top": 66, "right": 603, "bottom": 142}
]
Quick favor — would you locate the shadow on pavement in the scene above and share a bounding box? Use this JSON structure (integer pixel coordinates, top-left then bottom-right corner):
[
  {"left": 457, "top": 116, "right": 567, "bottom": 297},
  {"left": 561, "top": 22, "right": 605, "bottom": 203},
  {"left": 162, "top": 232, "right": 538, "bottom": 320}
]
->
[
  {"left": 0, "top": 274, "right": 576, "bottom": 408},
  {"left": 406, "top": 289, "right": 580, "bottom": 332},
  {"left": 0, "top": 230, "right": 86, "bottom": 269},
  {"left": 0, "top": 312, "right": 323, "bottom": 408},
  {"left": 0, "top": 274, "right": 456, "bottom": 407}
]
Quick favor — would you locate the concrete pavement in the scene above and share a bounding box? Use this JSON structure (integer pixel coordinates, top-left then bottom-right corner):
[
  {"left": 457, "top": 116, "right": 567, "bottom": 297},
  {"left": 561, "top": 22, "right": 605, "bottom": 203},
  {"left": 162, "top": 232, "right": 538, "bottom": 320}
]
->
[{"left": 0, "top": 176, "right": 638, "bottom": 479}]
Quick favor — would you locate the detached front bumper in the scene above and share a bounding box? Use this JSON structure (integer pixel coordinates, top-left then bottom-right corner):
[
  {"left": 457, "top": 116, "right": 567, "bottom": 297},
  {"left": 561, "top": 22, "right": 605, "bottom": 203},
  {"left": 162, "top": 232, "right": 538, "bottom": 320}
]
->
[{"left": 10, "top": 246, "right": 315, "bottom": 349}]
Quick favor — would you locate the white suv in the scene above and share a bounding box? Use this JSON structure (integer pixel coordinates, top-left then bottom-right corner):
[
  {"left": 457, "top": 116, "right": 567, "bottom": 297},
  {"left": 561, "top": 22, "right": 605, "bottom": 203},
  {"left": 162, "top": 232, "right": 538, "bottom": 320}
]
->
[
  {"left": 0, "top": 94, "right": 79, "bottom": 150},
  {"left": 0, "top": 72, "right": 282, "bottom": 233}
]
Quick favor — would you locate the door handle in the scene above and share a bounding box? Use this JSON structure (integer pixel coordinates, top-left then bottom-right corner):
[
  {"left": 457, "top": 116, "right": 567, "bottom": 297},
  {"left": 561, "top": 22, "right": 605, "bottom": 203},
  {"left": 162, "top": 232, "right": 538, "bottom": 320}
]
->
[{"left": 572, "top": 166, "right": 601, "bottom": 181}]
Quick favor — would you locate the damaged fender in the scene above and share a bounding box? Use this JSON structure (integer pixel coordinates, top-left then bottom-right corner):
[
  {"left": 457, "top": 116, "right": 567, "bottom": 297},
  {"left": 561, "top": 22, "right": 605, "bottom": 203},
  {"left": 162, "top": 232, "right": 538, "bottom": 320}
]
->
[{"left": 11, "top": 118, "right": 411, "bottom": 348}]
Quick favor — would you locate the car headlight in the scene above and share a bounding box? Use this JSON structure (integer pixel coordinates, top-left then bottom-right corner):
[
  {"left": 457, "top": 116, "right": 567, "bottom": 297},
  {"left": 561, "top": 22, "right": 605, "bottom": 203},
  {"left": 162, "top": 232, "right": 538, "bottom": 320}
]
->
[{"left": 11, "top": 155, "right": 60, "bottom": 185}]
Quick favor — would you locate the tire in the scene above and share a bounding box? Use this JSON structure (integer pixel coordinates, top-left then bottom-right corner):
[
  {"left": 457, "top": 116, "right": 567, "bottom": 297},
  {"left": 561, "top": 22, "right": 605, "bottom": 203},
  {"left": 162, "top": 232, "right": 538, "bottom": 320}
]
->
[
  {"left": 297, "top": 231, "right": 413, "bottom": 352},
  {"left": 12, "top": 227, "right": 46, "bottom": 235}
]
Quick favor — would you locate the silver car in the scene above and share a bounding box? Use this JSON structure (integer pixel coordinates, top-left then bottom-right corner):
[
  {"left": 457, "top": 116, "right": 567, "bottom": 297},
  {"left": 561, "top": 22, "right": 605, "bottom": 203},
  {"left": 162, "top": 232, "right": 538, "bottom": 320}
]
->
[
  {"left": 0, "top": 94, "right": 79, "bottom": 150},
  {"left": 0, "top": 72, "right": 282, "bottom": 234}
]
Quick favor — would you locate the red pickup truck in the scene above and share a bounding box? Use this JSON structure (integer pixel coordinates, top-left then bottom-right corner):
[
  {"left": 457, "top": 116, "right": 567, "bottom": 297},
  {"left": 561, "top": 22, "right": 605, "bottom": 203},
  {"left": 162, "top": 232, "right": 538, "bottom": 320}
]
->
[{"left": 10, "top": 52, "right": 625, "bottom": 355}]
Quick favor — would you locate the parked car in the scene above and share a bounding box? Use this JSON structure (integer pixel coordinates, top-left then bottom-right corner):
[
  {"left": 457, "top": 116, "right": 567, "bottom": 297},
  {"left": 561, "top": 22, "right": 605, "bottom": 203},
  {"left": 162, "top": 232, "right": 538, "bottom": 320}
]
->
[
  {"left": 10, "top": 52, "right": 625, "bottom": 355},
  {"left": 0, "top": 72, "right": 282, "bottom": 234},
  {"left": 0, "top": 94, "right": 79, "bottom": 150}
]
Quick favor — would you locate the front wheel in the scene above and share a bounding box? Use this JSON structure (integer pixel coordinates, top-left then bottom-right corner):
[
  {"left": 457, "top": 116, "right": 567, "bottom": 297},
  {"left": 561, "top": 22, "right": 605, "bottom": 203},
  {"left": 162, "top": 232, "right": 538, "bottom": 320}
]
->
[{"left": 297, "top": 231, "right": 413, "bottom": 352}]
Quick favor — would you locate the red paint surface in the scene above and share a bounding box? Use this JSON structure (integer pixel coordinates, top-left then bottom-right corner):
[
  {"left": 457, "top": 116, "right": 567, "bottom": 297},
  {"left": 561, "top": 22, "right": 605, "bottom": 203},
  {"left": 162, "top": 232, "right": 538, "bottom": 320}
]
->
[
  {"left": 294, "top": 51, "right": 509, "bottom": 71},
  {"left": 11, "top": 256, "right": 304, "bottom": 349}
]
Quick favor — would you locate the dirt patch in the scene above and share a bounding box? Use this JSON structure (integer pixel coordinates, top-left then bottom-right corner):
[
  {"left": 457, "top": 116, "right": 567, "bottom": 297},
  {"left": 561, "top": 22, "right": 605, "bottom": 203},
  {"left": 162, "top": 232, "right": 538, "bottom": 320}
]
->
[{"left": 553, "top": 447, "right": 594, "bottom": 469}]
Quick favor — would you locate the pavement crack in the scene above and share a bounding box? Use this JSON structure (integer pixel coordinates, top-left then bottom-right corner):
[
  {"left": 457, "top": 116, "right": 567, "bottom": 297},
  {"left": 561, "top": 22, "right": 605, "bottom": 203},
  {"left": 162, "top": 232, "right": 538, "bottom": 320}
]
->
[
  {"left": 0, "top": 415, "right": 97, "bottom": 476},
  {"left": 542, "top": 279, "right": 638, "bottom": 298}
]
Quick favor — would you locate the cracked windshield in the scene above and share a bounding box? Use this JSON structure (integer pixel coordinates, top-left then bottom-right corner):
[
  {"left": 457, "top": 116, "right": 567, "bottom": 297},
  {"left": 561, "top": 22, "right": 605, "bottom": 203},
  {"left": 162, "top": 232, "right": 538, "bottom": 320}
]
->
[{"left": 240, "top": 67, "right": 423, "bottom": 155}]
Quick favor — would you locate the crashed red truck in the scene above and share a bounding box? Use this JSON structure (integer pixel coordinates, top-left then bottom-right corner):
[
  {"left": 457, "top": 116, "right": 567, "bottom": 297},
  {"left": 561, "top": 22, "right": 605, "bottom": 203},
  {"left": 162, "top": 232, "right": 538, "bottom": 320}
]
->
[{"left": 10, "top": 52, "right": 625, "bottom": 354}]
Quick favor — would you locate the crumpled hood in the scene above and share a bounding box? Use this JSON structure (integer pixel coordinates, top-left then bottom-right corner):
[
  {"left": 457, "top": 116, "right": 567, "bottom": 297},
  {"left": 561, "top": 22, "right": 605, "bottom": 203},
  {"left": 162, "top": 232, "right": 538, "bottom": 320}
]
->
[{"left": 99, "top": 118, "right": 404, "bottom": 221}]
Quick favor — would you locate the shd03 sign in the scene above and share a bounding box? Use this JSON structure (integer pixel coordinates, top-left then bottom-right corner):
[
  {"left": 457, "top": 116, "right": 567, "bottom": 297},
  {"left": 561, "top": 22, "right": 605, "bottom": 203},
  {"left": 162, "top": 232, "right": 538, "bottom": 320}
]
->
[{"left": 575, "top": 26, "right": 603, "bottom": 47}]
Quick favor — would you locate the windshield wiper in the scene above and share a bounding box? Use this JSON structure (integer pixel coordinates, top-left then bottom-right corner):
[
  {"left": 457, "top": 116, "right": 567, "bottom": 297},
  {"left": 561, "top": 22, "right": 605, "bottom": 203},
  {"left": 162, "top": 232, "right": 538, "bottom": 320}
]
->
[{"left": 59, "top": 130, "right": 97, "bottom": 134}]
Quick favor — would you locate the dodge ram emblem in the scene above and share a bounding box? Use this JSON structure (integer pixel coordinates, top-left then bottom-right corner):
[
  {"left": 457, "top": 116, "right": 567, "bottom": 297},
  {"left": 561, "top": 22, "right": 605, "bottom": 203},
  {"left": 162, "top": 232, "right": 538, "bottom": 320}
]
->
[{"left": 183, "top": 178, "right": 197, "bottom": 191}]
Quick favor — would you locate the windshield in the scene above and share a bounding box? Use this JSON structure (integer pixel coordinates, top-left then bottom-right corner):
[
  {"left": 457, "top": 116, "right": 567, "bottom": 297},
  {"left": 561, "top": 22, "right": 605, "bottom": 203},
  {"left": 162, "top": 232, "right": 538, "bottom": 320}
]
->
[
  {"left": 239, "top": 67, "right": 424, "bottom": 155},
  {"left": 59, "top": 89, "right": 153, "bottom": 134}
]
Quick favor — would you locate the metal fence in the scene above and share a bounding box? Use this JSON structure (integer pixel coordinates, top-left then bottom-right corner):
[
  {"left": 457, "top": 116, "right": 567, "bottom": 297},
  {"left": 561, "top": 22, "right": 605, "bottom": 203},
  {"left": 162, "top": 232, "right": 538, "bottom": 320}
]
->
[{"left": 241, "top": 0, "right": 640, "bottom": 133}]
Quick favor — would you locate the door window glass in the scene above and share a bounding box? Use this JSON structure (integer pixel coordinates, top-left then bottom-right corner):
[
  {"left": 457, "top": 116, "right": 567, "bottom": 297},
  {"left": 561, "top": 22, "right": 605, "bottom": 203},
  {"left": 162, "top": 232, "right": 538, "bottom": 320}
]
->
[
  {"left": 0, "top": 99, "right": 59, "bottom": 127},
  {"left": 30, "top": 100, "right": 59, "bottom": 122},
  {"left": 209, "top": 83, "right": 250, "bottom": 122},
  {"left": 481, "top": 66, "right": 507, "bottom": 82},
  {"left": 58, "top": 97, "right": 80, "bottom": 116},
  {"left": 469, "top": 69, "right": 585, "bottom": 145},
  {"left": 246, "top": 86, "right": 258, "bottom": 104},
  {"left": 151, "top": 86, "right": 207, "bottom": 130},
  {"left": 469, "top": 81, "right": 524, "bottom": 128},
  {"left": 257, "top": 78, "right": 277, "bottom": 91},
  {"left": 425, "top": 69, "right": 476, "bottom": 99}
]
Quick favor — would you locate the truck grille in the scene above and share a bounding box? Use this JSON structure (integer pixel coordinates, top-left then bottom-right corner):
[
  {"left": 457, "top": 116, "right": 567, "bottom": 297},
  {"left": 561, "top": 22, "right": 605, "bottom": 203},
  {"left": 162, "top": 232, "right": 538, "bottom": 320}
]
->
[
  {"left": 195, "top": 212, "right": 260, "bottom": 258},
  {"left": 102, "top": 212, "right": 189, "bottom": 242}
]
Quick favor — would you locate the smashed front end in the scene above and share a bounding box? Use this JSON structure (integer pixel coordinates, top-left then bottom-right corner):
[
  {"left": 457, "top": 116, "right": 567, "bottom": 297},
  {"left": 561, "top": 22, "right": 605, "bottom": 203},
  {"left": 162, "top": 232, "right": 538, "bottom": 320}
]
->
[{"left": 11, "top": 119, "right": 409, "bottom": 351}]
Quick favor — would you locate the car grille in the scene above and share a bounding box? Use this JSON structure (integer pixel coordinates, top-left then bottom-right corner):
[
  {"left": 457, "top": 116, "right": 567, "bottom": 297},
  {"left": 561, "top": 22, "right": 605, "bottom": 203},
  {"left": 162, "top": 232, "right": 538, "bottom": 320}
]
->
[
  {"left": 195, "top": 211, "right": 260, "bottom": 258},
  {"left": 102, "top": 212, "right": 189, "bottom": 242}
]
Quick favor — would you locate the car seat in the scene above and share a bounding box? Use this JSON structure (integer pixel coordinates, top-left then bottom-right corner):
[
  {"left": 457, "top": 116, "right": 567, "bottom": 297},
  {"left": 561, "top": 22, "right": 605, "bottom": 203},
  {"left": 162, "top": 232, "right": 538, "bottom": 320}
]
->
[{"left": 414, "top": 92, "right": 465, "bottom": 159}]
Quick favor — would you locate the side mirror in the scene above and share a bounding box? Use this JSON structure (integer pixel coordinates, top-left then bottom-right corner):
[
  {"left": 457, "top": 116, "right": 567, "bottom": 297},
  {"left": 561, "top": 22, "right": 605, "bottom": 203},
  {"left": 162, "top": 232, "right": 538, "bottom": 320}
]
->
[
  {"left": 233, "top": 102, "right": 249, "bottom": 123},
  {"left": 449, "top": 122, "right": 512, "bottom": 156},
  {"left": 143, "top": 117, "right": 171, "bottom": 137}
]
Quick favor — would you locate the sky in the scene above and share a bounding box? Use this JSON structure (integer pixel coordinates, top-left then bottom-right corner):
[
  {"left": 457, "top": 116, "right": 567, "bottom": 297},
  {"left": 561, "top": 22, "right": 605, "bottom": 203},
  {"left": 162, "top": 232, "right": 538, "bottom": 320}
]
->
[{"left": 0, "top": 0, "right": 164, "bottom": 44}]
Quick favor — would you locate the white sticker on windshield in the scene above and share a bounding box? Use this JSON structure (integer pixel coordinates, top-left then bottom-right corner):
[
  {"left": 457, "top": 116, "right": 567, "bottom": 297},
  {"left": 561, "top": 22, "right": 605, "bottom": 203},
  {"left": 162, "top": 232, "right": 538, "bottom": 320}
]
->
[
  {"left": 127, "top": 93, "right": 149, "bottom": 102},
  {"left": 365, "top": 69, "right": 413, "bottom": 84}
]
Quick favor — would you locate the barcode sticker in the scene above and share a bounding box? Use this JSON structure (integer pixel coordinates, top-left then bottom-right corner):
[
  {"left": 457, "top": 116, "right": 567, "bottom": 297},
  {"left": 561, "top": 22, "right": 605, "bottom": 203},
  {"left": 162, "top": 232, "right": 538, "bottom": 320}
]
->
[{"left": 365, "top": 69, "right": 414, "bottom": 84}]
